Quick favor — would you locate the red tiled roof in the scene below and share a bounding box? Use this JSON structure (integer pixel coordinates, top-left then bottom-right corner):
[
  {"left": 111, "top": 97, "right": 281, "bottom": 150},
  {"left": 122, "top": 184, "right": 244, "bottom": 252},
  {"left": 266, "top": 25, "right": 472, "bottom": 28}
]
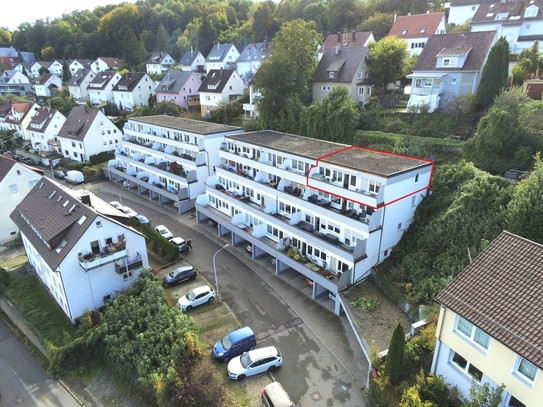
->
[
  {"left": 388, "top": 12, "right": 446, "bottom": 39},
  {"left": 319, "top": 31, "right": 373, "bottom": 52}
]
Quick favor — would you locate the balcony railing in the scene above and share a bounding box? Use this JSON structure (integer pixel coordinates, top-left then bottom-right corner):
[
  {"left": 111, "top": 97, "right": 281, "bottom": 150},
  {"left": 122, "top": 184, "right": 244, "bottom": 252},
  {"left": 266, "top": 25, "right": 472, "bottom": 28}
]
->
[
  {"left": 115, "top": 254, "right": 144, "bottom": 275},
  {"left": 78, "top": 241, "right": 127, "bottom": 271}
]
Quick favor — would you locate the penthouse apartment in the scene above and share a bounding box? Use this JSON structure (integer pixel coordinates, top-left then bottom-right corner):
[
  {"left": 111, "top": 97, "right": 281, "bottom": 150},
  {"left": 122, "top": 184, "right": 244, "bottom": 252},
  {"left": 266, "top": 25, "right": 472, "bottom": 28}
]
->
[
  {"left": 195, "top": 131, "right": 433, "bottom": 314},
  {"left": 105, "top": 115, "right": 242, "bottom": 213}
]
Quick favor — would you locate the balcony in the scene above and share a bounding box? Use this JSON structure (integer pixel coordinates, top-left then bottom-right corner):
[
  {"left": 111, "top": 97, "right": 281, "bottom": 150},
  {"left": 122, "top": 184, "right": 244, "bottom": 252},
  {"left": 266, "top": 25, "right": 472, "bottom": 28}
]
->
[
  {"left": 47, "top": 138, "right": 61, "bottom": 147},
  {"left": 121, "top": 138, "right": 201, "bottom": 166},
  {"left": 79, "top": 241, "right": 127, "bottom": 271},
  {"left": 115, "top": 254, "right": 144, "bottom": 275},
  {"left": 123, "top": 124, "right": 202, "bottom": 150}
]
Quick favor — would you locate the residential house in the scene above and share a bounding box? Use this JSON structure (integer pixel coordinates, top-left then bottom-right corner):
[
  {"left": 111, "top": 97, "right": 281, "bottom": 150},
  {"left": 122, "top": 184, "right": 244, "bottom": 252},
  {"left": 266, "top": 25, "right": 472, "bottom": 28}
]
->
[
  {"left": 195, "top": 131, "right": 433, "bottom": 315},
  {"left": 155, "top": 70, "right": 202, "bottom": 109},
  {"left": 88, "top": 70, "right": 122, "bottom": 105},
  {"left": 105, "top": 116, "right": 242, "bottom": 213},
  {"left": 312, "top": 46, "right": 371, "bottom": 104},
  {"left": 448, "top": 0, "right": 484, "bottom": 26},
  {"left": 471, "top": 0, "right": 543, "bottom": 53},
  {"left": 28, "top": 61, "right": 49, "bottom": 78},
  {"left": 179, "top": 49, "right": 205, "bottom": 73},
  {"left": 68, "top": 68, "right": 96, "bottom": 101},
  {"left": 9, "top": 177, "right": 149, "bottom": 323},
  {"left": 433, "top": 231, "right": 543, "bottom": 406},
  {"left": 0, "top": 102, "right": 11, "bottom": 128},
  {"left": 112, "top": 72, "right": 155, "bottom": 111},
  {"left": 145, "top": 52, "right": 175, "bottom": 75},
  {"left": 523, "top": 78, "right": 543, "bottom": 99},
  {"left": 68, "top": 59, "right": 93, "bottom": 75},
  {"left": 388, "top": 12, "right": 447, "bottom": 56},
  {"left": 236, "top": 41, "right": 272, "bottom": 81},
  {"left": 2, "top": 101, "right": 40, "bottom": 141},
  {"left": 91, "top": 57, "right": 123, "bottom": 73},
  {"left": 0, "top": 69, "right": 31, "bottom": 97},
  {"left": 46, "top": 60, "right": 64, "bottom": 77},
  {"left": 317, "top": 30, "right": 374, "bottom": 60},
  {"left": 14, "top": 62, "right": 33, "bottom": 76},
  {"left": 406, "top": 31, "right": 497, "bottom": 112},
  {"left": 242, "top": 82, "right": 261, "bottom": 120},
  {"left": 27, "top": 107, "right": 66, "bottom": 157},
  {"left": 0, "top": 155, "right": 42, "bottom": 244},
  {"left": 204, "top": 43, "right": 240, "bottom": 73},
  {"left": 198, "top": 69, "right": 244, "bottom": 118},
  {"left": 0, "top": 55, "right": 17, "bottom": 70},
  {"left": 57, "top": 106, "right": 120, "bottom": 162},
  {"left": 33, "top": 73, "right": 62, "bottom": 97},
  {"left": 0, "top": 47, "right": 34, "bottom": 64}
]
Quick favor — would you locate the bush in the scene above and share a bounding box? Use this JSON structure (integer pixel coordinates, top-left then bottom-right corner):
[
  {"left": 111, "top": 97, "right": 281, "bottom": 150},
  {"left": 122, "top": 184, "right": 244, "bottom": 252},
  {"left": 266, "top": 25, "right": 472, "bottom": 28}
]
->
[
  {"left": 349, "top": 294, "right": 380, "bottom": 312},
  {"left": 0, "top": 267, "right": 11, "bottom": 289},
  {"left": 385, "top": 323, "right": 405, "bottom": 385},
  {"left": 89, "top": 151, "right": 115, "bottom": 165}
]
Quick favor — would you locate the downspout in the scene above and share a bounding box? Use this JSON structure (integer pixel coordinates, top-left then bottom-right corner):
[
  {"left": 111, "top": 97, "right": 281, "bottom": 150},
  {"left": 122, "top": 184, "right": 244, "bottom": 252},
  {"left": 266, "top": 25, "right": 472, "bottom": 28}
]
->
[
  {"left": 376, "top": 205, "right": 386, "bottom": 264},
  {"left": 431, "top": 305, "right": 445, "bottom": 373},
  {"left": 471, "top": 71, "right": 479, "bottom": 94}
]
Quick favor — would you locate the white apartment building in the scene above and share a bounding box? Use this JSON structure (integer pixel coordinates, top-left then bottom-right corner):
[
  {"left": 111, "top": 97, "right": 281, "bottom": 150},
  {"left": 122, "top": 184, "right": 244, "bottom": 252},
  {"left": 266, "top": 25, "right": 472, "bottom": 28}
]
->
[
  {"left": 105, "top": 116, "right": 242, "bottom": 213},
  {"left": 195, "top": 131, "right": 433, "bottom": 315}
]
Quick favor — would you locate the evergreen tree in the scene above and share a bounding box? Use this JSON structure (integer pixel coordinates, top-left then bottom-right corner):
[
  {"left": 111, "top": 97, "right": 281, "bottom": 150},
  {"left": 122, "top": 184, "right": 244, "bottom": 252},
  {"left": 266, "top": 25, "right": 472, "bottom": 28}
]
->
[
  {"left": 384, "top": 322, "right": 405, "bottom": 385},
  {"left": 476, "top": 37, "right": 509, "bottom": 108},
  {"left": 62, "top": 59, "right": 71, "bottom": 83}
]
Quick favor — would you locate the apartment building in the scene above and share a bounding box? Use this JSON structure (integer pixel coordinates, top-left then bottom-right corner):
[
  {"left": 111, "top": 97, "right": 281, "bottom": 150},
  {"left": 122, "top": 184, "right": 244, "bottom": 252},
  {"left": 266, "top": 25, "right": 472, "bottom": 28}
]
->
[
  {"left": 195, "top": 131, "right": 433, "bottom": 314},
  {"left": 105, "top": 115, "right": 242, "bottom": 213}
]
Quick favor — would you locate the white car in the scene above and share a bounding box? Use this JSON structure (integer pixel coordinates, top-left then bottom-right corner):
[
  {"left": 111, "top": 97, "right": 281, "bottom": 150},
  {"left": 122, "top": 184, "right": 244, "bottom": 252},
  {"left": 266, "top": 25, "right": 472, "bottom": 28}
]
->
[
  {"left": 109, "top": 201, "right": 123, "bottom": 211},
  {"left": 227, "top": 346, "right": 282, "bottom": 381},
  {"left": 155, "top": 225, "right": 173, "bottom": 240},
  {"left": 122, "top": 206, "right": 138, "bottom": 217},
  {"left": 177, "top": 285, "right": 215, "bottom": 311}
]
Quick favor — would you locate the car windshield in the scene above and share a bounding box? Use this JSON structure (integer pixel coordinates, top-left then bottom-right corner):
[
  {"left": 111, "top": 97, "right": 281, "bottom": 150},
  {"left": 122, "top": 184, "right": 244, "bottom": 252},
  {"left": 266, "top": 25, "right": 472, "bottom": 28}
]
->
[
  {"left": 158, "top": 227, "right": 166, "bottom": 233},
  {"left": 168, "top": 271, "right": 177, "bottom": 278},
  {"left": 186, "top": 290, "right": 195, "bottom": 301},
  {"left": 221, "top": 334, "right": 234, "bottom": 349},
  {"left": 240, "top": 352, "right": 253, "bottom": 368}
]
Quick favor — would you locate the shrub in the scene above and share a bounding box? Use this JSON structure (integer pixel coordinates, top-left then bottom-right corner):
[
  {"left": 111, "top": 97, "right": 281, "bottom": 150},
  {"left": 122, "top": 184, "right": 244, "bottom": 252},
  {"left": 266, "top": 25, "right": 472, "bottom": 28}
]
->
[
  {"left": 349, "top": 294, "right": 380, "bottom": 312},
  {"left": 385, "top": 323, "right": 405, "bottom": 385}
]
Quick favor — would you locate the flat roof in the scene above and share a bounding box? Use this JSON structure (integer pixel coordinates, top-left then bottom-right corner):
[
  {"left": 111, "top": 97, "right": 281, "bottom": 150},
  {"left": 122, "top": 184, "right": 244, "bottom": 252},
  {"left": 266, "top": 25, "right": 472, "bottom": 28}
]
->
[
  {"left": 228, "top": 131, "right": 431, "bottom": 177},
  {"left": 128, "top": 115, "right": 242, "bottom": 135}
]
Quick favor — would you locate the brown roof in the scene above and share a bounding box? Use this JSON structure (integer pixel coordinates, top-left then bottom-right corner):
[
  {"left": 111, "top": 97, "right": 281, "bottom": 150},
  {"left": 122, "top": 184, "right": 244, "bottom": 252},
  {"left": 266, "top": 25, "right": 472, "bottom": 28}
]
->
[
  {"left": 198, "top": 69, "right": 237, "bottom": 94},
  {"left": 472, "top": 0, "right": 543, "bottom": 25},
  {"left": 112, "top": 72, "right": 148, "bottom": 92},
  {"left": 413, "top": 31, "right": 497, "bottom": 71},
  {"left": 4, "top": 101, "right": 36, "bottom": 125},
  {"left": 319, "top": 31, "right": 373, "bottom": 53},
  {"left": 98, "top": 57, "right": 123, "bottom": 67},
  {"left": 34, "top": 72, "right": 55, "bottom": 85},
  {"left": 525, "top": 81, "right": 543, "bottom": 99},
  {"left": 27, "top": 108, "right": 61, "bottom": 134},
  {"left": 436, "top": 231, "right": 543, "bottom": 369},
  {"left": 313, "top": 47, "right": 368, "bottom": 83},
  {"left": 0, "top": 154, "right": 16, "bottom": 182},
  {"left": 88, "top": 70, "right": 119, "bottom": 90},
  {"left": 57, "top": 106, "right": 100, "bottom": 141},
  {"left": 450, "top": 0, "right": 483, "bottom": 6},
  {"left": 388, "top": 12, "right": 446, "bottom": 39}
]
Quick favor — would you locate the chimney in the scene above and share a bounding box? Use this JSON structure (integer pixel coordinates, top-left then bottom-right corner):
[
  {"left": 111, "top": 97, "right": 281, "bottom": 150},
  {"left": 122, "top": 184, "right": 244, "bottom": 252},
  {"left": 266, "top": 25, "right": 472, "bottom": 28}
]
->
[
  {"left": 352, "top": 30, "right": 356, "bottom": 42},
  {"left": 337, "top": 31, "right": 341, "bottom": 43},
  {"left": 217, "top": 42, "right": 220, "bottom": 50},
  {"left": 427, "top": 10, "right": 430, "bottom": 14},
  {"left": 408, "top": 13, "right": 411, "bottom": 16},
  {"left": 264, "top": 39, "right": 267, "bottom": 49},
  {"left": 190, "top": 46, "right": 193, "bottom": 57},
  {"left": 220, "top": 67, "right": 223, "bottom": 75},
  {"left": 335, "top": 44, "right": 340, "bottom": 55}
]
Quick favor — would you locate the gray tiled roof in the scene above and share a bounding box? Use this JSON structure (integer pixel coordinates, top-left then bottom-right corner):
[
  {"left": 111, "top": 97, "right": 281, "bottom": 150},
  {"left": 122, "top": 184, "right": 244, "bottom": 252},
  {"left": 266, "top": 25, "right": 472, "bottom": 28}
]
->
[
  {"left": 88, "top": 70, "right": 118, "bottom": 90},
  {"left": 236, "top": 42, "right": 272, "bottom": 63},
  {"left": 146, "top": 52, "right": 172, "bottom": 65},
  {"left": 155, "top": 71, "right": 194, "bottom": 94},
  {"left": 413, "top": 31, "right": 497, "bottom": 71},
  {"left": 450, "top": 0, "right": 483, "bottom": 7},
  {"left": 205, "top": 44, "right": 237, "bottom": 63},
  {"left": 112, "top": 72, "right": 147, "bottom": 92},
  {"left": 228, "top": 131, "right": 431, "bottom": 177},
  {"left": 312, "top": 47, "right": 367, "bottom": 83},
  {"left": 57, "top": 106, "right": 100, "bottom": 141},
  {"left": 68, "top": 68, "right": 94, "bottom": 86},
  {"left": 179, "top": 50, "right": 203, "bottom": 66},
  {"left": 472, "top": 0, "right": 543, "bottom": 24},
  {"left": 436, "top": 231, "right": 543, "bottom": 369},
  {"left": 198, "top": 69, "right": 236, "bottom": 94},
  {"left": 319, "top": 31, "right": 373, "bottom": 52}
]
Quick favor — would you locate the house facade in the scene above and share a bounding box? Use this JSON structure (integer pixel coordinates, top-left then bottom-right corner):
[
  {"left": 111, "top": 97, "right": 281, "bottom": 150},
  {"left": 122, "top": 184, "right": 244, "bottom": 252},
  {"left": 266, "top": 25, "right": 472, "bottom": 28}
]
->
[
  {"left": 57, "top": 107, "right": 120, "bottom": 162},
  {"left": 406, "top": 31, "right": 497, "bottom": 112},
  {"left": 448, "top": 0, "right": 483, "bottom": 26},
  {"left": 242, "top": 83, "right": 261, "bottom": 120},
  {"left": 179, "top": 50, "right": 205, "bottom": 73},
  {"left": 155, "top": 70, "right": 202, "bottom": 109},
  {"left": 0, "top": 70, "right": 31, "bottom": 97},
  {"left": 112, "top": 72, "right": 155, "bottom": 111},
  {"left": 2, "top": 101, "right": 40, "bottom": 141},
  {"left": 104, "top": 116, "right": 242, "bottom": 213},
  {"left": 312, "top": 46, "right": 372, "bottom": 104},
  {"left": 27, "top": 107, "right": 66, "bottom": 155},
  {"left": 68, "top": 59, "right": 93, "bottom": 75},
  {"left": 68, "top": 68, "right": 96, "bottom": 101},
  {"left": 204, "top": 44, "right": 240, "bottom": 73},
  {"left": 236, "top": 41, "right": 272, "bottom": 81},
  {"left": 388, "top": 12, "right": 447, "bottom": 56},
  {"left": 198, "top": 69, "right": 244, "bottom": 117},
  {"left": 10, "top": 178, "right": 149, "bottom": 323},
  {"left": 433, "top": 231, "right": 543, "bottom": 407},
  {"left": 0, "top": 155, "right": 42, "bottom": 244},
  {"left": 146, "top": 52, "right": 175, "bottom": 74},
  {"left": 195, "top": 131, "right": 433, "bottom": 315},
  {"left": 91, "top": 57, "right": 123, "bottom": 73},
  {"left": 28, "top": 62, "right": 49, "bottom": 78},
  {"left": 88, "top": 71, "right": 122, "bottom": 105},
  {"left": 33, "top": 73, "right": 62, "bottom": 97},
  {"left": 471, "top": 0, "right": 543, "bottom": 53}
]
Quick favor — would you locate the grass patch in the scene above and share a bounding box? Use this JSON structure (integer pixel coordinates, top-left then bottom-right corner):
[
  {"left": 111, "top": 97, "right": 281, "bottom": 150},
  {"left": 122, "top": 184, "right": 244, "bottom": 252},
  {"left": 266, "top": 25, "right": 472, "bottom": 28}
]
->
[{"left": 5, "top": 274, "right": 78, "bottom": 346}]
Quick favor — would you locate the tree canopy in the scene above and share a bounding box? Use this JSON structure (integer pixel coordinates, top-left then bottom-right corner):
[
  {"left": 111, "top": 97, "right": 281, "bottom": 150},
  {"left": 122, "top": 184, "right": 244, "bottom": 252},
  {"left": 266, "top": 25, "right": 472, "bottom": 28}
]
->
[
  {"left": 475, "top": 37, "right": 509, "bottom": 108},
  {"left": 511, "top": 40, "right": 542, "bottom": 86},
  {"left": 366, "top": 35, "right": 410, "bottom": 92}
]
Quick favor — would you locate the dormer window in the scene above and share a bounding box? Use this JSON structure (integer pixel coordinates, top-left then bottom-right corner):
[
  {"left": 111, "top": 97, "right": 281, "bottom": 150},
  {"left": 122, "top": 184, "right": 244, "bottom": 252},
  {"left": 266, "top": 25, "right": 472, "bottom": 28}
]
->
[
  {"left": 442, "top": 58, "right": 457, "bottom": 67},
  {"left": 329, "top": 72, "right": 335, "bottom": 78},
  {"left": 525, "top": 5, "right": 538, "bottom": 17}
]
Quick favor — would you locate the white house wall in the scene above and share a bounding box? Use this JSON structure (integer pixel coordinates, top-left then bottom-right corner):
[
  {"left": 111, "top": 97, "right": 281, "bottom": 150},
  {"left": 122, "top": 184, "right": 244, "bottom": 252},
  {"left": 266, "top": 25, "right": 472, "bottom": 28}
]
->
[{"left": 449, "top": 4, "right": 480, "bottom": 26}]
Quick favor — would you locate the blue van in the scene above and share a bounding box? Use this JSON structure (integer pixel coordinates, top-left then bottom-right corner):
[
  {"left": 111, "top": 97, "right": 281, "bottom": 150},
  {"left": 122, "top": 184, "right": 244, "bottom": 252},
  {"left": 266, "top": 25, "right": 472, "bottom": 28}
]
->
[{"left": 212, "top": 326, "right": 256, "bottom": 362}]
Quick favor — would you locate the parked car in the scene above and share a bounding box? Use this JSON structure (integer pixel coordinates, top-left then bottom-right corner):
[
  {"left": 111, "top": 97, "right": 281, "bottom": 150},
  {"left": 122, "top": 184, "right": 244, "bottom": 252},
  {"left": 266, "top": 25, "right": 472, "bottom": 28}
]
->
[
  {"left": 163, "top": 265, "right": 196, "bottom": 287},
  {"left": 261, "top": 382, "right": 295, "bottom": 407},
  {"left": 133, "top": 214, "right": 150, "bottom": 225},
  {"left": 53, "top": 170, "right": 66, "bottom": 180},
  {"left": 122, "top": 206, "right": 137, "bottom": 217},
  {"left": 170, "top": 237, "right": 187, "bottom": 253},
  {"left": 177, "top": 285, "right": 215, "bottom": 311},
  {"left": 109, "top": 201, "right": 123, "bottom": 211},
  {"left": 212, "top": 326, "right": 257, "bottom": 362},
  {"left": 155, "top": 225, "right": 173, "bottom": 240},
  {"left": 227, "top": 346, "right": 282, "bottom": 381}
]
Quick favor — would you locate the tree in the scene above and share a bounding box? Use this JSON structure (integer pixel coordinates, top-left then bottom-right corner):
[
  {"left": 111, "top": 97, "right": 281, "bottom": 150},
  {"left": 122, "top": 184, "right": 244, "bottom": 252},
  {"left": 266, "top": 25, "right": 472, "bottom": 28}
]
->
[
  {"left": 476, "top": 37, "right": 510, "bottom": 108},
  {"left": 38, "top": 65, "right": 50, "bottom": 75},
  {"left": 41, "top": 46, "right": 55, "bottom": 62},
  {"left": 463, "top": 382, "right": 505, "bottom": 407},
  {"left": 62, "top": 59, "right": 71, "bottom": 83},
  {"left": 367, "top": 36, "right": 409, "bottom": 93},
  {"left": 360, "top": 12, "right": 395, "bottom": 40},
  {"left": 384, "top": 322, "right": 405, "bottom": 385},
  {"left": 512, "top": 40, "right": 542, "bottom": 86},
  {"left": 254, "top": 19, "right": 320, "bottom": 131}
]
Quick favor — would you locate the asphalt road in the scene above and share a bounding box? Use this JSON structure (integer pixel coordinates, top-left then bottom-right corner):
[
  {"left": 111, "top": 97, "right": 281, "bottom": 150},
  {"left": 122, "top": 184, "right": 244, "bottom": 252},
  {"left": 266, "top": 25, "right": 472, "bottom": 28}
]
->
[
  {"left": 0, "top": 318, "right": 80, "bottom": 407},
  {"left": 81, "top": 179, "right": 370, "bottom": 407}
]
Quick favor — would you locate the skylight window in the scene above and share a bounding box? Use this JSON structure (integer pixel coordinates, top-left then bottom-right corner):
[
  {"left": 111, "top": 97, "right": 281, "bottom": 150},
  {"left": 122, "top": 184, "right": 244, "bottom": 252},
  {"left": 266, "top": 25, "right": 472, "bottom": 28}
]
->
[
  {"left": 78, "top": 215, "right": 87, "bottom": 225},
  {"left": 402, "top": 29, "right": 408, "bottom": 35},
  {"left": 63, "top": 200, "right": 69, "bottom": 207},
  {"left": 56, "top": 195, "right": 63, "bottom": 203},
  {"left": 48, "top": 190, "right": 57, "bottom": 199},
  {"left": 495, "top": 12, "right": 509, "bottom": 20},
  {"left": 420, "top": 28, "right": 426, "bottom": 34}
]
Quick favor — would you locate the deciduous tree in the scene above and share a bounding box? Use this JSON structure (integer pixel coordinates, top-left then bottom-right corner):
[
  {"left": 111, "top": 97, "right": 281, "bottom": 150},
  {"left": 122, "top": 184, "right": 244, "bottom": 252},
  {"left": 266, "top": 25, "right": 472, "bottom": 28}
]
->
[{"left": 367, "top": 36, "right": 409, "bottom": 93}]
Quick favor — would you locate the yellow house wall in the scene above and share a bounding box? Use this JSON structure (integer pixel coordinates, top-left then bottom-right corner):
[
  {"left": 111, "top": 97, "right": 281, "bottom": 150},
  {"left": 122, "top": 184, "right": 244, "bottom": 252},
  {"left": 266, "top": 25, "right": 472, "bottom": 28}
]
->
[{"left": 439, "top": 307, "right": 543, "bottom": 406}]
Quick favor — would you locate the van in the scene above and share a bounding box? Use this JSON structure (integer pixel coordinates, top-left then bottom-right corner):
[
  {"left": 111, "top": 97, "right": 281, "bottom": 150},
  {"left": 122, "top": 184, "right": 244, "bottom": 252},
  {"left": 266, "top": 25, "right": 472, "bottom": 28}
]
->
[
  {"left": 212, "top": 326, "right": 256, "bottom": 362},
  {"left": 261, "top": 382, "right": 295, "bottom": 407},
  {"left": 65, "top": 170, "right": 84, "bottom": 184}
]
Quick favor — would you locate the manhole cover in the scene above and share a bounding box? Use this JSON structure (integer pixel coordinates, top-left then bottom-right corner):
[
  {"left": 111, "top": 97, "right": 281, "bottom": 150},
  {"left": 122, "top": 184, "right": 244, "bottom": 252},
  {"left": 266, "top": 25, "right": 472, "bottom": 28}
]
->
[{"left": 310, "top": 391, "right": 322, "bottom": 400}]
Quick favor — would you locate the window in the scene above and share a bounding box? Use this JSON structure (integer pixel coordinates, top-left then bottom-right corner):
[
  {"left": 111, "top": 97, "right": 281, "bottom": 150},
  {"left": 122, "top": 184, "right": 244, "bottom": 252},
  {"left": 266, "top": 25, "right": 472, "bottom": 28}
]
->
[
  {"left": 424, "top": 78, "right": 433, "bottom": 87},
  {"left": 420, "top": 28, "right": 426, "bottom": 34},
  {"left": 369, "top": 180, "right": 381, "bottom": 193},
  {"left": 358, "top": 72, "right": 363, "bottom": 79},
  {"left": 451, "top": 352, "right": 482, "bottom": 381},
  {"left": 358, "top": 87, "right": 364, "bottom": 95},
  {"left": 9, "top": 184, "right": 18, "bottom": 194},
  {"left": 29, "top": 180, "right": 38, "bottom": 188},
  {"left": 71, "top": 141, "right": 76, "bottom": 147},
  {"left": 402, "top": 29, "right": 408, "bottom": 35},
  {"left": 515, "top": 357, "right": 537, "bottom": 381},
  {"left": 455, "top": 316, "right": 490, "bottom": 349},
  {"left": 526, "top": 23, "right": 531, "bottom": 29},
  {"left": 415, "top": 173, "right": 419, "bottom": 183},
  {"left": 507, "top": 395, "right": 526, "bottom": 407},
  {"left": 415, "top": 79, "right": 422, "bottom": 87},
  {"left": 411, "top": 196, "right": 417, "bottom": 206},
  {"left": 329, "top": 72, "right": 335, "bottom": 78},
  {"left": 442, "top": 58, "right": 457, "bottom": 67},
  {"left": 16, "top": 170, "right": 21, "bottom": 176},
  {"left": 96, "top": 220, "right": 102, "bottom": 227},
  {"left": 397, "top": 223, "right": 402, "bottom": 230},
  {"left": 55, "top": 239, "right": 68, "bottom": 253},
  {"left": 451, "top": 78, "right": 457, "bottom": 85}
]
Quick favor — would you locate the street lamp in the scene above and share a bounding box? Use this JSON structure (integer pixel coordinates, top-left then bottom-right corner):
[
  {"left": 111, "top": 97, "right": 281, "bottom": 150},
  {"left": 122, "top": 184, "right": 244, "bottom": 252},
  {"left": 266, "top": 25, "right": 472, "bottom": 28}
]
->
[
  {"left": 213, "top": 244, "right": 229, "bottom": 299},
  {"left": 119, "top": 185, "right": 128, "bottom": 206}
]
